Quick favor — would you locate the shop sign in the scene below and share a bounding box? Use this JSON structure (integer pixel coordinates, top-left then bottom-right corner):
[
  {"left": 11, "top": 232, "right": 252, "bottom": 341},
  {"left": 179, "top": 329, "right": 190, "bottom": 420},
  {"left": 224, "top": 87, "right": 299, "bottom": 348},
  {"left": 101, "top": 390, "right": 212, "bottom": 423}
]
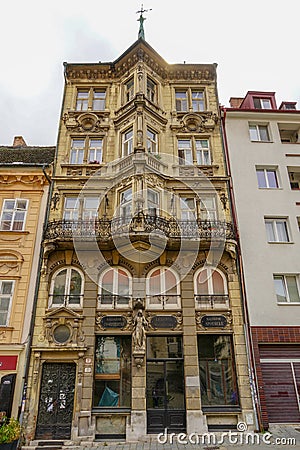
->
[
  {"left": 0, "top": 355, "right": 18, "bottom": 370},
  {"left": 200, "top": 315, "right": 228, "bottom": 328},
  {"left": 100, "top": 315, "right": 127, "bottom": 329},
  {"left": 150, "top": 315, "right": 178, "bottom": 329}
]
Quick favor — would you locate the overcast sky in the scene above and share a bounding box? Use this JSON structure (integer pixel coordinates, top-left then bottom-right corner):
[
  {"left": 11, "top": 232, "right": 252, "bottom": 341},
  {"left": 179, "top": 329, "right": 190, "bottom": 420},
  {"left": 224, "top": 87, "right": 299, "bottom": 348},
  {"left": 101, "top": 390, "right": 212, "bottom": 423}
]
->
[{"left": 1, "top": 0, "right": 299, "bottom": 146}]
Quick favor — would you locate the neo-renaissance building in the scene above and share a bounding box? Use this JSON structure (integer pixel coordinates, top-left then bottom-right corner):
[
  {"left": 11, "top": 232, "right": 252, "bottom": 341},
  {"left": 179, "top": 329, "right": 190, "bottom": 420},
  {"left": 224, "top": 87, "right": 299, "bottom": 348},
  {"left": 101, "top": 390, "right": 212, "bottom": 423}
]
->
[{"left": 23, "top": 26, "right": 255, "bottom": 443}]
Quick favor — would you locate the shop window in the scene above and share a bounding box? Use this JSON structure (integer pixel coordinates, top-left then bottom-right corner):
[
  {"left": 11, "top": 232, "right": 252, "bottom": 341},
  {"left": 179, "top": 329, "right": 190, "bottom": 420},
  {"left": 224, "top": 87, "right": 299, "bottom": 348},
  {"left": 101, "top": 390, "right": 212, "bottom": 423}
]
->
[
  {"left": 94, "top": 336, "right": 131, "bottom": 407},
  {"left": 49, "top": 267, "right": 84, "bottom": 307},
  {"left": 198, "top": 335, "right": 239, "bottom": 406}
]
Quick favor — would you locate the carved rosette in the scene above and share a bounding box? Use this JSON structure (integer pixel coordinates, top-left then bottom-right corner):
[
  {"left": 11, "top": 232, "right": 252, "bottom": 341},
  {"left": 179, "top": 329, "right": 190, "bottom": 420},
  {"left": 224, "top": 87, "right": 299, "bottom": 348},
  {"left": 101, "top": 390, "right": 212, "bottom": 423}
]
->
[
  {"left": 171, "top": 112, "right": 219, "bottom": 133},
  {"left": 63, "top": 112, "right": 109, "bottom": 133},
  {"left": 195, "top": 311, "right": 233, "bottom": 331}
]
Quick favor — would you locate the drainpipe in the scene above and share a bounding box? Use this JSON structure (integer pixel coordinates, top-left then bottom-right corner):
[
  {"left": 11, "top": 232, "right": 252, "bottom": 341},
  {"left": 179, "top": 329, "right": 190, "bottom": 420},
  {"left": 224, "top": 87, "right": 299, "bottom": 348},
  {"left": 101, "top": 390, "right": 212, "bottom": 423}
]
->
[{"left": 220, "top": 106, "right": 263, "bottom": 431}]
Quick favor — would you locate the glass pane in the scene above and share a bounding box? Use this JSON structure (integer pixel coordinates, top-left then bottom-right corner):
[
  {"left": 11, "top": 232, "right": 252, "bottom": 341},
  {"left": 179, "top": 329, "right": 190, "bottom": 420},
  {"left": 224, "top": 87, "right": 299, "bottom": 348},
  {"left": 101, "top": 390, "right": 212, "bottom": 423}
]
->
[
  {"left": 0, "top": 312, "right": 8, "bottom": 326},
  {"left": 197, "top": 269, "right": 209, "bottom": 294},
  {"left": 274, "top": 276, "right": 287, "bottom": 302},
  {"left": 259, "top": 126, "right": 269, "bottom": 141},
  {"left": 286, "top": 276, "right": 300, "bottom": 302},
  {"left": 212, "top": 271, "right": 225, "bottom": 294},
  {"left": 249, "top": 125, "right": 258, "bottom": 141},
  {"left": 1, "top": 281, "right": 13, "bottom": 294},
  {"left": 256, "top": 170, "right": 267, "bottom": 188},
  {"left": 267, "top": 170, "right": 278, "bottom": 188},
  {"left": 53, "top": 270, "right": 67, "bottom": 298},
  {"left": 166, "top": 361, "right": 185, "bottom": 409},
  {"left": 265, "top": 221, "right": 275, "bottom": 241},
  {"left": 147, "top": 336, "right": 183, "bottom": 359},
  {"left": 198, "top": 335, "right": 238, "bottom": 406},
  {"left": 146, "top": 361, "right": 165, "bottom": 408},
  {"left": 3, "top": 200, "right": 15, "bottom": 210},
  {"left": 0, "top": 297, "right": 10, "bottom": 309},
  {"left": 69, "top": 269, "right": 82, "bottom": 296},
  {"left": 16, "top": 199, "right": 27, "bottom": 210},
  {"left": 276, "top": 221, "right": 288, "bottom": 242},
  {"left": 149, "top": 269, "right": 161, "bottom": 296},
  {"left": 165, "top": 269, "right": 177, "bottom": 296},
  {"left": 118, "top": 269, "right": 129, "bottom": 296}
]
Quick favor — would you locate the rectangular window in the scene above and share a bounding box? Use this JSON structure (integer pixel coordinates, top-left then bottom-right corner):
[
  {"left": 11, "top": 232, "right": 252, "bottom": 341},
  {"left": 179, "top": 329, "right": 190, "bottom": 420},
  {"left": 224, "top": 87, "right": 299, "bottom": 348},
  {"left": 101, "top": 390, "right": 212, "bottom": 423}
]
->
[
  {"left": 70, "top": 139, "right": 85, "bottom": 164},
  {"left": 120, "top": 188, "right": 132, "bottom": 220},
  {"left": 175, "top": 90, "right": 188, "bottom": 112},
  {"left": 178, "top": 139, "right": 193, "bottom": 165},
  {"left": 122, "top": 128, "right": 133, "bottom": 157},
  {"left": 125, "top": 78, "right": 134, "bottom": 103},
  {"left": 92, "top": 90, "right": 106, "bottom": 110},
  {"left": 147, "top": 189, "right": 159, "bottom": 216},
  {"left": 63, "top": 197, "right": 79, "bottom": 221},
  {"left": 253, "top": 98, "right": 272, "bottom": 109},
  {"left": 256, "top": 168, "right": 279, "bottom": 188},
  {"left": 146, "top": 128, "right": 158, "bottom": 153},
  {"left": 249, "top": 124, "right": 270, "bottom": 142},
  {"left": 200, "top": 196, "right": 217, "bottom": 220},
  {"left": 88, "top": 139, "right": 103, "bottom": 163},
  {"left": 180, "top": 197, "right": 196, "bottom": 220},
  {"left": 196, "top": 139, "right": 211, "bottom": 165},
  {"left": 76, "top": 89, "right": 89, "bottom": 111},
  {"left": 265, "top": 218, "right": 290, "bottom": 242},
  {"left": 198, "top": 335, "right": 239, "bottom": 406},
  {"left": 0, "top": 280, "right": 14, "bottom": 326},
  {"left": 94, "top": 336, "right": 131, "bottom": 407},
  {"left": 0, "top": 199, "right": 28, "bottom": 231},
  {"left": 274, "top": 275, "right": 300, "bottom": 303},
  {"left": 146, "top": 78, "right": 156, "bottom": 103},
  {"left": 63, "top": 197, "right": 99, "bottom": 221},
  {"left": 192, "top": 90, "right": 205, "bottom": 112}
]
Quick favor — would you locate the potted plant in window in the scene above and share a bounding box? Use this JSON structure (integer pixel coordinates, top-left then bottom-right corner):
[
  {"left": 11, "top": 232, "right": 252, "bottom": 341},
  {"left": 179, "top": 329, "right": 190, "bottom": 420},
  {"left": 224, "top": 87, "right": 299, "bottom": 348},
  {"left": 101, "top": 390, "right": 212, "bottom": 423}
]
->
[{"left": 0, "top": 417, "right": 21, "bottom": 450}]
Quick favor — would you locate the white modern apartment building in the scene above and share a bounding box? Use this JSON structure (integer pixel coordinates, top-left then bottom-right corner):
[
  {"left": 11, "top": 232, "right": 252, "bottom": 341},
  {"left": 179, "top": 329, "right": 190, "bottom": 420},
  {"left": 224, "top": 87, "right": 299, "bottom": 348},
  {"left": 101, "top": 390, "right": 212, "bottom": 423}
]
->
[{"left": 222, "top": 91, "right": 300, "bottom": 428}]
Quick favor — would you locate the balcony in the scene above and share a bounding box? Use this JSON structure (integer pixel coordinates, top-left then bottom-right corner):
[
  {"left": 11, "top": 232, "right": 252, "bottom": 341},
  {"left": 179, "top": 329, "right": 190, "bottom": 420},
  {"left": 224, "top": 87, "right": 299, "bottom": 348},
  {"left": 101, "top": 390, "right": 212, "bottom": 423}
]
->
[
  {"left": 44, "top": 214, "right": 236, "bottom": 246},
  {"left": 97, "top": 294, "right": 132, "bottom": 309},
  {"left": 195, "top": 294, "right": 230, "bottom": 310}
]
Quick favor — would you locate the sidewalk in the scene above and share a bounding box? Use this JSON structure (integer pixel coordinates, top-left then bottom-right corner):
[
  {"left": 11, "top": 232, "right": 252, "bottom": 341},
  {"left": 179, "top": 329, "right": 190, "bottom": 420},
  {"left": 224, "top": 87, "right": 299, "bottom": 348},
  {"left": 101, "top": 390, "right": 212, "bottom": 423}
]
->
[{"left": 74, "top": 424, "right": 300, "bottom": 450}]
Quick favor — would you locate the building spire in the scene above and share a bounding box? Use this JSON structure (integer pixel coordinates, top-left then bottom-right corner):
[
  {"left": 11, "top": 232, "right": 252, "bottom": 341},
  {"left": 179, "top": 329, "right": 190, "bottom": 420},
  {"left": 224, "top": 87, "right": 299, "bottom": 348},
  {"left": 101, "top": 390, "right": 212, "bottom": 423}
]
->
[{"left": 136, "top": 4, "right": 152, "bottom": 40}]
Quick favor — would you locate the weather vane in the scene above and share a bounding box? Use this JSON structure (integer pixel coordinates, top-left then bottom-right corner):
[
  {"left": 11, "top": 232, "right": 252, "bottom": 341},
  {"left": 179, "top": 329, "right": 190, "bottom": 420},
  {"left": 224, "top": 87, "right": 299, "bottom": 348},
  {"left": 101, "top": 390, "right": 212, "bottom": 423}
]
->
[{"left": 136, "top": 4, "right": 152, "bottom": 40}]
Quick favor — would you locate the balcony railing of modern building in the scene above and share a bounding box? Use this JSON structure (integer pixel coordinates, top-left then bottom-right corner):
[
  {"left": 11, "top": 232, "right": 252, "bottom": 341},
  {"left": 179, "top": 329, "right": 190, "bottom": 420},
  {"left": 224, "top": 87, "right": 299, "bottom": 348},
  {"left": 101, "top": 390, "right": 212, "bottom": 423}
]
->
[
  {"left": 44, "top": 213, "right": 237, "bottom": 244},
  {"left": 194, "top": 294, "right": 230, "bottom": 310}
]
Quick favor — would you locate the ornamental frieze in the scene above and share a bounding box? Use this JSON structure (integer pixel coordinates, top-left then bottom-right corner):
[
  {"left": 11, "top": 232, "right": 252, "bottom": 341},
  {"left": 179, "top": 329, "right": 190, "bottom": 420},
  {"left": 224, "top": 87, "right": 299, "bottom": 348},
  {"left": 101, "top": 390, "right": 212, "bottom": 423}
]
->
[
  {"left": 0, "top": 174, "right": 46, "bottom": 185},
  {"left": 62, "top": 111, "right": 109, "bottom": 133}
]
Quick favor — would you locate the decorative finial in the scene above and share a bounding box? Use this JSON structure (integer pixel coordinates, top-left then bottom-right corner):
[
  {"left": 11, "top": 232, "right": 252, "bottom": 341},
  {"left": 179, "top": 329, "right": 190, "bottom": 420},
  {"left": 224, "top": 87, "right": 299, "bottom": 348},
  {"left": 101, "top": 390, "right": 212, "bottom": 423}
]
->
[{"left": 136, "top": 4, "right": 152, "bottom": 40}]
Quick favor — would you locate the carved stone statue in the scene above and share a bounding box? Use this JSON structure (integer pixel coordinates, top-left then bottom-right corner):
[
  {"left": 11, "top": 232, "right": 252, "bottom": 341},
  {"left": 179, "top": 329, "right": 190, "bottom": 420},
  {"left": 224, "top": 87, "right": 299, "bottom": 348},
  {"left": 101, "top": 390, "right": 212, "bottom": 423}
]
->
[{"left": 132, "top": 309, "right": 148, "bottom": 351}]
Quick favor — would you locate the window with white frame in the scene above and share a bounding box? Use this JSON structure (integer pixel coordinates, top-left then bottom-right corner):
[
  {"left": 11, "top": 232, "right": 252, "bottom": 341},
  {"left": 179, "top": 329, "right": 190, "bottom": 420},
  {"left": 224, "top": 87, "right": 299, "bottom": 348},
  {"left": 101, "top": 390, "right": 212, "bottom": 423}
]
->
[
  {"left": 196, "top": 139, "right": 211, "bottom": 165},
  {"left": 146, "top": 267, "right": 181, "bottom": 309},
  {"left": 146, "top": 77, "right": 157, "bottom": 103},
  {"left": 265, "top": 218, "right": 290, "bottom": 242},
  {"left": 98, "top": 267, "right": 131, "bottom": 308},
  {"left": 0, "top": 280, "right": 14, "bottom": 326},
  {"left": 256, "top": 168, "right": 279, "bottom": 188},
  {"left": 147, "top": 188, "right": 159, "bottom": 216},
  {"left": 200, "top": 196, "right": 217, "bottom": 220},
  {"left": 63, "top": 197, "right": 99, "bottom": 221},
  {"left": 178, "top": 138, "right": 211, "bottom": 165},
  {"left": 178, "top": 139, "right": 193, "bottom": 165},
  {"left": 175, "top": 88, "right": 205, "bottom": 112},
  {"left": 253, "top": 97, "right": 272, "bottom": 109},
  {"left": 0, "top": 199, "right": 28, "bottom": 231},
  {"left": 194, "top": 267, "right": 228, "bottom": 309},
  {"left": 75, "top": 88, "right": 106, "bottom": 111},
  {"left": 119, "top": 187, "right": 132, "bottom": 220},
  {"left": 125, "top": 77, "right": 134, "bottom": 103},
  {"left": 180, "top": 197, "right": 196, "bottom": 220},
  {"left": 122, "top": 128, "right": 133, "bottom": 157},
  {"left": 49, "top": 267, "right": 84, "bottom": 307},
  {"left": 146, "top": 128, "right": 158, "bottom": 153},
  {"left": 249, "top": 124, "right": 270, "bottom": 142},
  {"left": 70, "top": 137, "right": 103, "bottom": 164},
  {"left": 273, "top": 275, "right": 300, "bottom": 303}
]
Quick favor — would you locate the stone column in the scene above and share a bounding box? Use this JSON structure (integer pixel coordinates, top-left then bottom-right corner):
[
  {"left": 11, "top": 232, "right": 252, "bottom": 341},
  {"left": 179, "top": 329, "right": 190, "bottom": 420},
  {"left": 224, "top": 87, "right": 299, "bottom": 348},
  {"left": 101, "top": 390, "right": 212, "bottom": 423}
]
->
[{"left": 181, "top": 275, "right": 208, "bottom": 434}]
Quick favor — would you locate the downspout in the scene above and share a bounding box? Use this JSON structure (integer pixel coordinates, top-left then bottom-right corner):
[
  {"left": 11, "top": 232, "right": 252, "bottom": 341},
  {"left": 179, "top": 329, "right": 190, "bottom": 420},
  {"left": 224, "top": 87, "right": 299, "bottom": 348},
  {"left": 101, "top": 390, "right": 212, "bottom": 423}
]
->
[{"left": 220, "top": 106, "right": 263, "bottom": 431}]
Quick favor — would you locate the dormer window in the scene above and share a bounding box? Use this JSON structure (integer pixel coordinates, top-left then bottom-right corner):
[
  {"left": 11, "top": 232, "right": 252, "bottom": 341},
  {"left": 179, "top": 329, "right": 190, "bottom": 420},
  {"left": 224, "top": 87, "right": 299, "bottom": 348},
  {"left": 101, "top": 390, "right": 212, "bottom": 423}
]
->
[{"left": 253, "top": 98, "right": 272, "bottom": 109}]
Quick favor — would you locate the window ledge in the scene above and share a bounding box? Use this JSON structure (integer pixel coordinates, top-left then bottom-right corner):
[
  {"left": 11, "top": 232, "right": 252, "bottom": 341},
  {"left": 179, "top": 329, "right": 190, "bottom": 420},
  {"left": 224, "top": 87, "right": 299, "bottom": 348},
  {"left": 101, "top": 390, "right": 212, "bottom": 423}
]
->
[
  {"left": 250, "top": 140, "right": 273, "bottom": 143},
  {"left": 277, "top": 302, "right": 300, "bottom": 305},
  {"left": 258, "top": 187, "right": 282, "bottom": 190},
  {"left": 268, "top": 241, "right": 294, "bottom": 244},
  {"left": 0, "top": 230, "right": 29, "bottom": 235},
  {"left": 92, "top": 408, "right": 131, "bottom": 414}
]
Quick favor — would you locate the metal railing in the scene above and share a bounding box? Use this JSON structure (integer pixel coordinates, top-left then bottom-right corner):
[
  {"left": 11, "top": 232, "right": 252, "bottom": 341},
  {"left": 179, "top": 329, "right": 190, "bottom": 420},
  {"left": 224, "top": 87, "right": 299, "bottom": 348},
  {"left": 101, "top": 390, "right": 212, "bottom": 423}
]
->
[{"left": 195, "top": 294, "right": 230, "bottom": 309}]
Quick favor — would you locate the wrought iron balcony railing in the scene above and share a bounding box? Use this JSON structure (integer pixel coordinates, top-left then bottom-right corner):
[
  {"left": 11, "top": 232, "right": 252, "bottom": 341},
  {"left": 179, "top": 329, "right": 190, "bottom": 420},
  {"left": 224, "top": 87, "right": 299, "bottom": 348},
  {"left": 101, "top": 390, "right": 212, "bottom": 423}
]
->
[
  {"left": 48, "top": 294, "right": 83, "bottom": 307},
  {"left": 97, "top": 294, "right": 131, "bottom": 308},
  {"left": 44, "top": 214, "right": 236, "bottom": 242},
  {"left": 146, "top": 294, "right": 181, "bottom": 309},
  {"left": 195, "top": 294, "right": 230, "bottom": 310}
]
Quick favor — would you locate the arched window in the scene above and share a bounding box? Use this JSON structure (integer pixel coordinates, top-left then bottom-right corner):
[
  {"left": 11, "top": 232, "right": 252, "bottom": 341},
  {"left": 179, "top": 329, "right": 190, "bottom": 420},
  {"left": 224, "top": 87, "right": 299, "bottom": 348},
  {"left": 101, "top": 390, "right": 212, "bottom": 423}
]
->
[
  {"left": 194, "top": 267, "right": 229, "bottom": 309},
  {"left": 146, "top": 267, "right": 181, "bottom": 309},
  {"left": 98, "top": 267, "right": 132, "bottom": 309},
  {"left": 49, "top": 267, "right": 84, "bottom": 307}
]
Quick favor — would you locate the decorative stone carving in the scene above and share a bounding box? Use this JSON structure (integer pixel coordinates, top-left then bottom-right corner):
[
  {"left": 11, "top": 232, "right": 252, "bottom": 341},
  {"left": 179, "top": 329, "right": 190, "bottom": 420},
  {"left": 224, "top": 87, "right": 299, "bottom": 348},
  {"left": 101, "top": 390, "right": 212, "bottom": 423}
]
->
[
  {"left": 171, "top": 112, "right": 219, "bottom": 133},
  {"left": 96, "top": 312, "right": 133, "bottom": 331},
  {"left": 63, "top": 112, "right": 109, "bottom": 133},
  {"left": 146, "top": 311, "right": 183, "bottom": 331},
  {"left": 196, "top": 311, "right": 233, "bottom": 331},
  {"left": 39, "top": 308, "right": 85, "bottom": 346},
  {"left": 132, "top": 309, "right": 148, "bottom": 368},
  {"left": 0, "top": 174, "right": 46, "bottom": 185},
  {"left": 0, "top": 252, "right": 23, "bottom": 275}
]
